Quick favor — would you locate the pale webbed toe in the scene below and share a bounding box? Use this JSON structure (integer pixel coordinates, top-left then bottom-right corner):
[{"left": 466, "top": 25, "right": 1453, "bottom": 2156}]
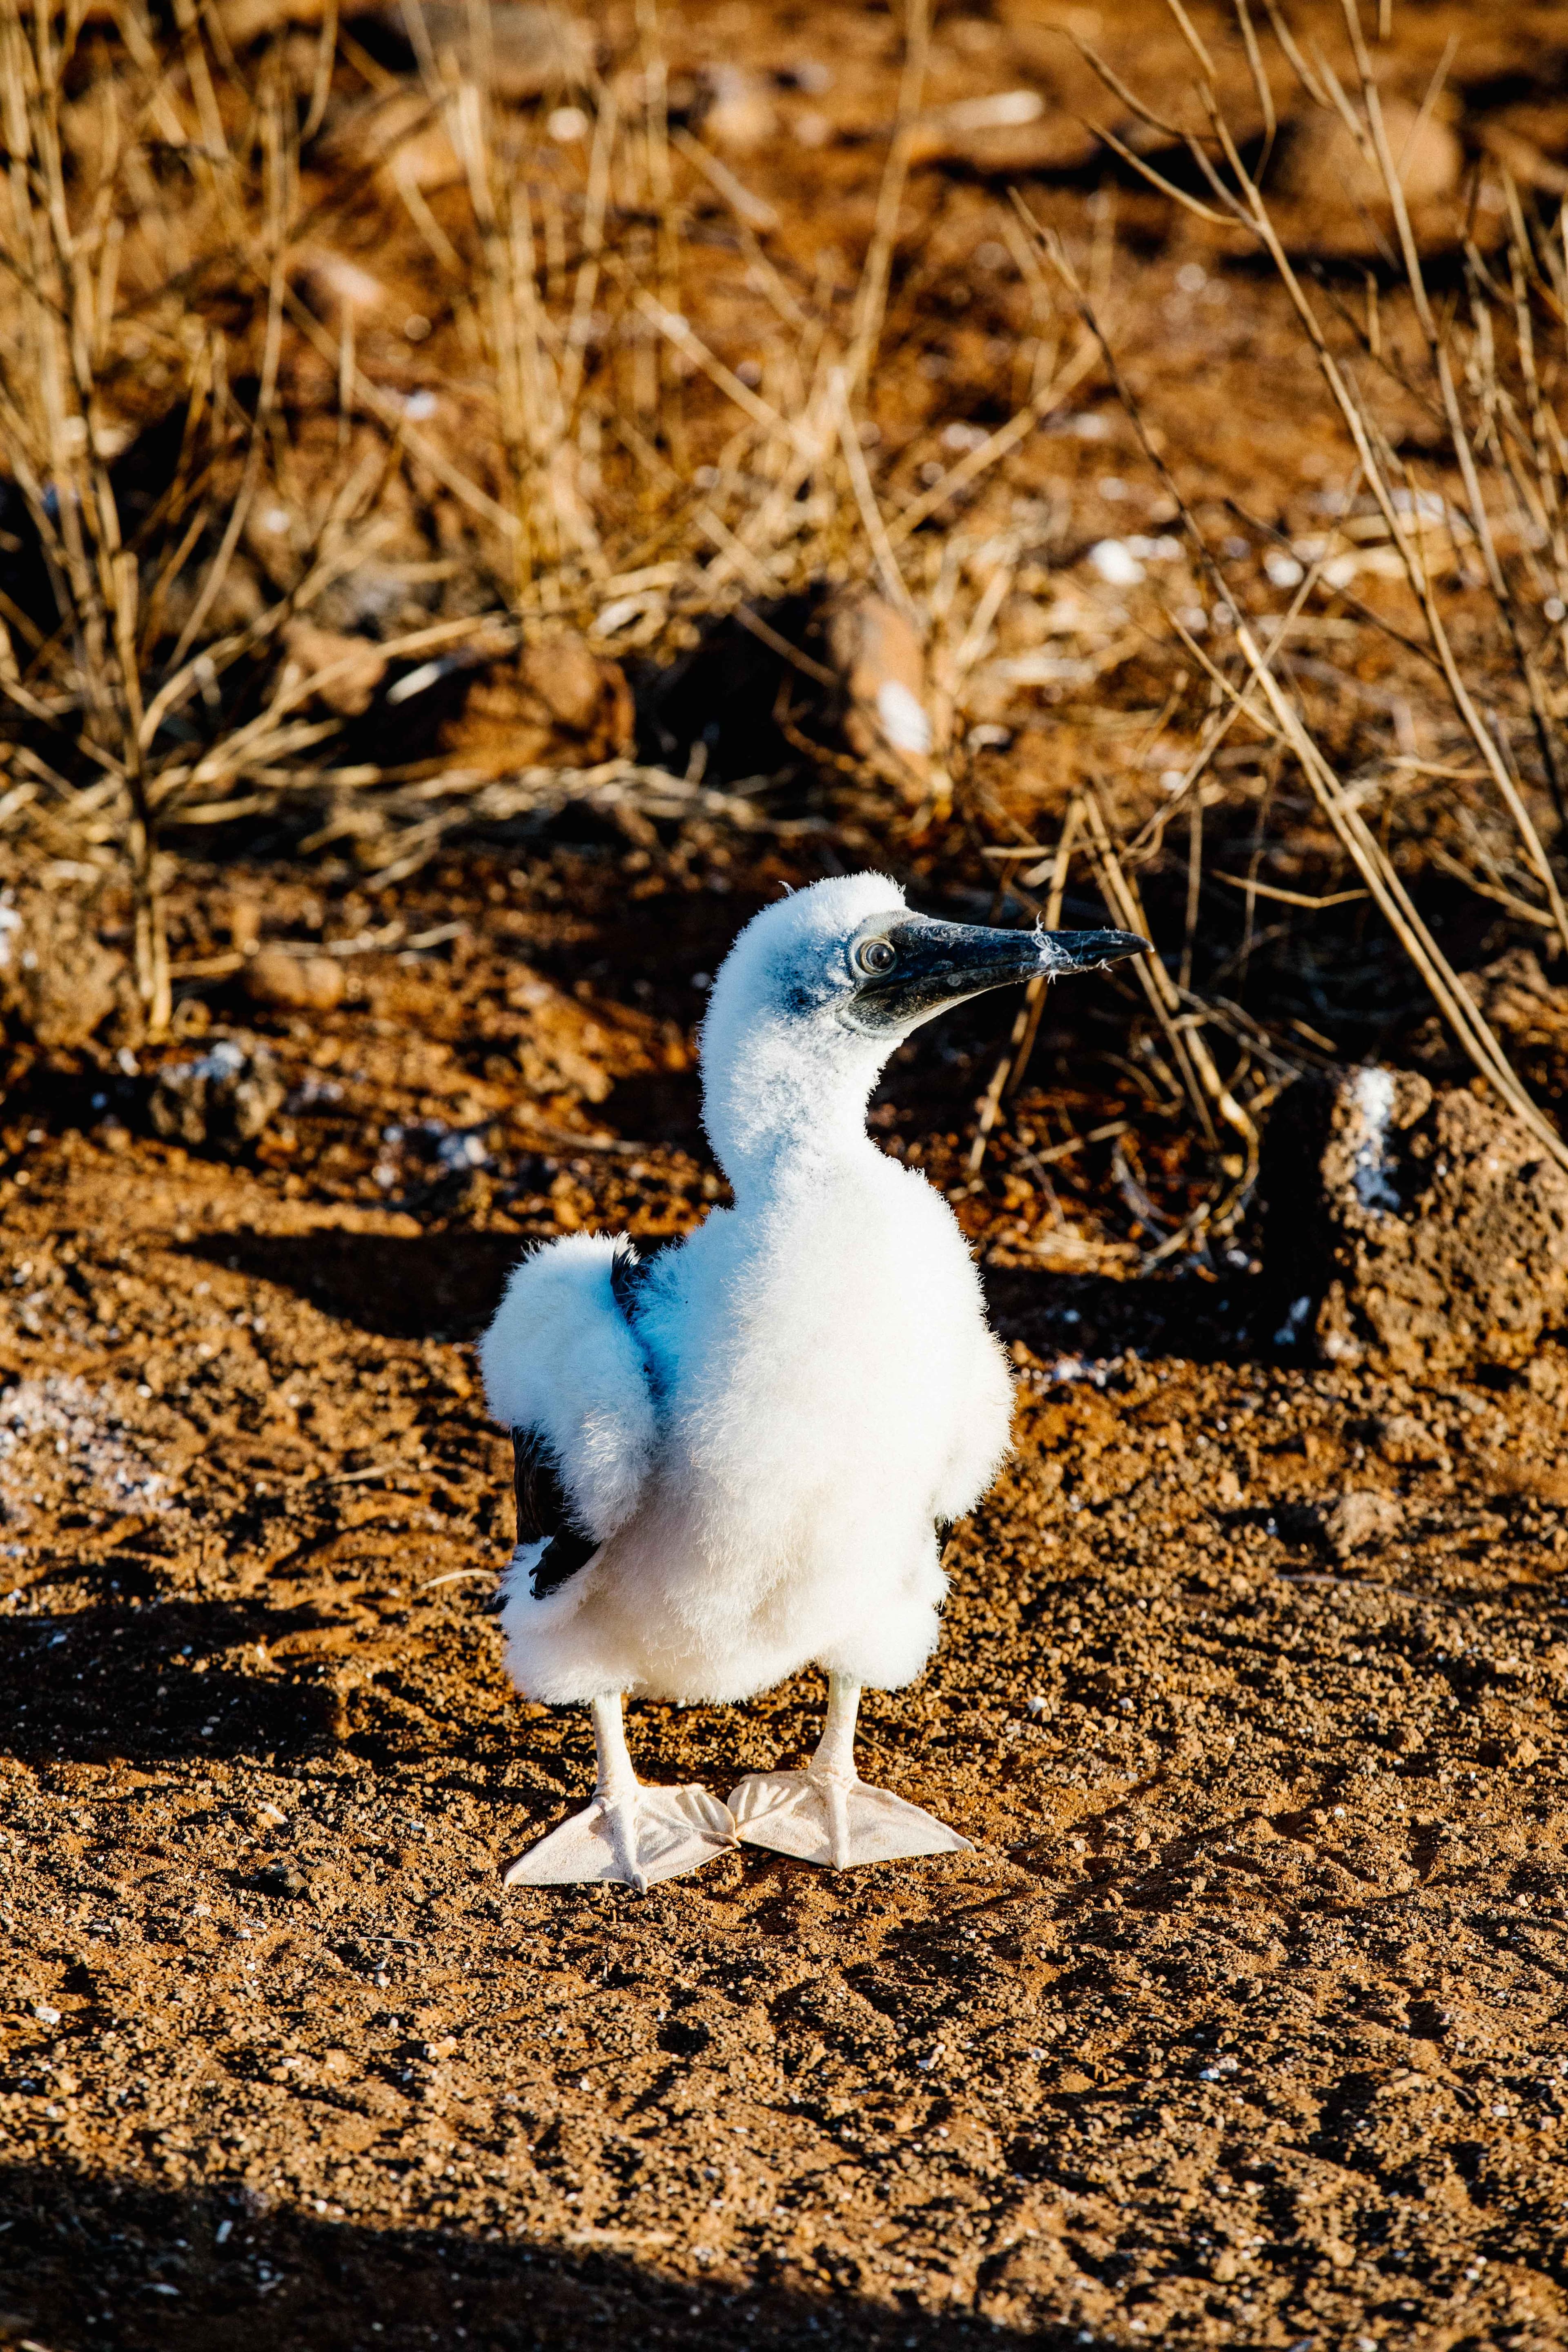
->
[
  {"left": 503, "top": 1783, "right": 736, "bottom": 1893},
  {"left": 727, "top": 1766, "right": 970, "bottom": 1870}
]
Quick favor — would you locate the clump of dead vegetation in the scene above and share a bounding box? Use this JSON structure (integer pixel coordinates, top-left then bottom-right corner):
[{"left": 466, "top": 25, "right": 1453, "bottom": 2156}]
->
[{"left": 3, "top": 0, "right": 1568, "bottom": 1268}]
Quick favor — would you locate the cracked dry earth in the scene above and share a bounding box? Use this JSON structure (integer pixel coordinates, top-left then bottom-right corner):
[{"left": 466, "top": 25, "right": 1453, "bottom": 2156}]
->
[{"left": 4, "top": 1091, "right": 1568, "bottom": 2349}]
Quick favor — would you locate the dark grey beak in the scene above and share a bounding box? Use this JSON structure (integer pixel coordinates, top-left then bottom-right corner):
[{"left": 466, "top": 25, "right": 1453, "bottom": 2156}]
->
[
  {"left": 1037, "top": 926, "right": 1152, "bottom": 977},
  {"left": 845, "top": 915, "right": 1149, "bottom": 1033}
]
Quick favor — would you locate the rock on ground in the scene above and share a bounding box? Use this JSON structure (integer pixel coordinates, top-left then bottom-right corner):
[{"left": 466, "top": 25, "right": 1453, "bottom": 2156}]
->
[
  {"left": 244, "top": 947, "right": 347, "bottom": 1015},
  {"left": 0, "top": 891, "right": 128, "bottom": 1050},
  {"left": 148, "top": 1038, "right": 287, "bottom": 1149},
  {"left": 439, "top": 635, "right": 635, "bottom": 777},
  {"left": 819, "top": 588, "right": 933, "bottom": 800},
  {"left": 1264, "top": 1064, "right": 1568, "bottom": 1378},
  {"left": 1324, "top": 1487, "right": 1404, "bottom": 1561}
]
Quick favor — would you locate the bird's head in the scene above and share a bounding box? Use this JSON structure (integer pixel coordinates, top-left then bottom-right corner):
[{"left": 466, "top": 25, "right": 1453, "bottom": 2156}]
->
[{"left": 700, "top": 872, "right": 1148, "bottom": 1183}]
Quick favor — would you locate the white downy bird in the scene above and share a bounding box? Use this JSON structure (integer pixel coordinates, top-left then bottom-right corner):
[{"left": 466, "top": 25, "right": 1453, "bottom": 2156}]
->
[{"left": 479, "top": 872, "right": 1147, "bottom": 1890}]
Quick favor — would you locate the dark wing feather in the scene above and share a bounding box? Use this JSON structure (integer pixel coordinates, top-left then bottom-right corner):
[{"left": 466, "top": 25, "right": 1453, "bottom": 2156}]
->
[
  {"left": 512, "top": 1430, "right": 597, "bottom": 1599},
  {"left": 610, "top": 1238, "right": 665, "bottom": 1325},
  {"left": 509, "top": 1242, "right": 662, "bottom": 1603}
]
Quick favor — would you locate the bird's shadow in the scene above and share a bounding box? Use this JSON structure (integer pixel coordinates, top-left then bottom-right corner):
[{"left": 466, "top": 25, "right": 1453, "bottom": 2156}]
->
[
  {"left": 186, "top": 1228, "right": 1268, "bottom": 1364},
  {"left": 983, "top": 1266, "right": 1265, "bottom": 1367},
  {"left": 0, "top": 2156, "right": 1051, "bottom": 2352},
  {"left": 184, "top": 1227, "right": 526, "bottom": 1340}
]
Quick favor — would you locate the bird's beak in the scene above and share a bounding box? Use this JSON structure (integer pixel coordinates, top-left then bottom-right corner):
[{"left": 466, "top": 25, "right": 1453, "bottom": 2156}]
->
[
  {"left": 845, "top": 916, "right": 1150, "bottom": 1033},
  {"left": 1036, "top": 925, "right": 1153, "bottom": 977}
]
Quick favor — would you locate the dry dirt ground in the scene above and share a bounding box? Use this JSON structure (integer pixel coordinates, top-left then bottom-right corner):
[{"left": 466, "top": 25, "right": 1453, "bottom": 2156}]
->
[
  {"left": 2, "top": 851, "right": 1568, "bottom": 2352},
  {"left": 9, "top": 0, "right": 1568, "bottom": 2347}
]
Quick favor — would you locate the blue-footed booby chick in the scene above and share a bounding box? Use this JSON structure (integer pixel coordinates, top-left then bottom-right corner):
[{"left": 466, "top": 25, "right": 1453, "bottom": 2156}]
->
[{"left": 480, "top": 873, "right": 1147, "bottom": 1890}]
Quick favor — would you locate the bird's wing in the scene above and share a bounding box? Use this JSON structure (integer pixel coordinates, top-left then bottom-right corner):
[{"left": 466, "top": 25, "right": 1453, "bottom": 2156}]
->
[
  {"left": 479, "top": 1233, "right": 659, "bottom": 1590},
  {"left": 609, "top": 1236, "right": 667, "bottom": 1324},
  {"left": 511, "top": 1430, "right": 599, "bottom": 1599}
]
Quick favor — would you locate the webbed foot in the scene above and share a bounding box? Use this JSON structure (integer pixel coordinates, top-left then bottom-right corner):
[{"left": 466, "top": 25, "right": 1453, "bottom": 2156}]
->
[
  {"left": 504, "top": 1782, "right": 735, "bottom": 1893},
  {"left": 727, "top": 1766, "right": 969, "bottom": 1870}
]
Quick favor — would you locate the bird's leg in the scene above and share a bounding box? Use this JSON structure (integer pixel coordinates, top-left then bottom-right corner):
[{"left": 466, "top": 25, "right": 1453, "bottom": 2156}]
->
[
  {"left": 804, "top": 1673, "right": 864, "bottom": 1867},
  {"left": 502, "top": 1693, "right": 737, "bottom": 1894},
  {"left": 584, "top": 1691, "right": 646, "bottom": 1885},
  {"left": 728, "top": 1673, "right": 971, "bottom": 1871}
]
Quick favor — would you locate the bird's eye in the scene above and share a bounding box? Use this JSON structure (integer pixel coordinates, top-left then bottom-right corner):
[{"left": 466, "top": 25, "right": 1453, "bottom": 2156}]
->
[{"left": 854, "top": 937, "right": 897, "bottom": 976}]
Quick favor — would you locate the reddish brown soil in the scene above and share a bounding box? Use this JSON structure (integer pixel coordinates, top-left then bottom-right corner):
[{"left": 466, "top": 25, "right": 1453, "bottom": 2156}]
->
[
  {"left": 0, "top": 849, "right": 1567, "bottom": 2352},
  {"left": 7, "top": 2, "right": 1568, "bottom": 2348}
]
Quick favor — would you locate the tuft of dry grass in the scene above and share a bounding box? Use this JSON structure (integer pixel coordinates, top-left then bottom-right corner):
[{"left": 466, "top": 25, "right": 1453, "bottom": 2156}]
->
[
  {"left": 2, "top": 0, "right": 1568, "bottom": 1254},
  {"left": 1004, "top": 0, "right": 1568, "bottom": 1178}
]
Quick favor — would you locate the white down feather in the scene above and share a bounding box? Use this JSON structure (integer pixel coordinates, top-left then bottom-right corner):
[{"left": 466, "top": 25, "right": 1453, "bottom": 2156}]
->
[{"left": 478, "top": 873, "right": 1018, "bottom": 1709}]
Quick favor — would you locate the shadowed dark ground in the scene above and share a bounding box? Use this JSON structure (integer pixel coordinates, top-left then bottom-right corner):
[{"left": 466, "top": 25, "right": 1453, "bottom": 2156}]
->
[
  {"left": 196, "top": 1221, "right": 1262, "bottom": 1361},
  {"left": 0, "top": 2161, "right": 1054, "bottom": 2352}
]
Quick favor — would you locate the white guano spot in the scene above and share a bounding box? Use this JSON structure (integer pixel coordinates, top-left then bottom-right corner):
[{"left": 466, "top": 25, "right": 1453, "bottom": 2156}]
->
[
  {"left": 876, "top": 679, "right": 932, "bottom": 755},
  {"left": 1352, "top": 1064, "right": 1401, "bottom": 1213},
  {"left": 1088, "top": 538, "right": 1144, "bottom": 587}
]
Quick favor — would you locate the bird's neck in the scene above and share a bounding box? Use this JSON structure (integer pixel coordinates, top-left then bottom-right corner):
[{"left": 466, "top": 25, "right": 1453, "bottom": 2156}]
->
[{"left": 701, "top": 1019, "right": 884, "bottom": 1199}]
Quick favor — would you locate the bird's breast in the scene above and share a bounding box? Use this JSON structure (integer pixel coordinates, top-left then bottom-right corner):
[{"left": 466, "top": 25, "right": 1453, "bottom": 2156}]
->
[{"left": 657, "top": 1162, "right": 987, "bottom": 1505}]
